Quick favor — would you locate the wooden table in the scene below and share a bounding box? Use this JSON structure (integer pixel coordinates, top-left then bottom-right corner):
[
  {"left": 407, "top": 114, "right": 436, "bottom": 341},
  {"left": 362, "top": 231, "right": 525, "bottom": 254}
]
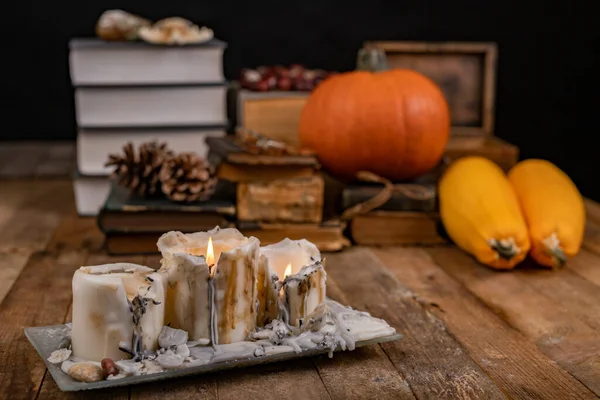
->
[{"left": 1, "top": 178, "right": 600, "bottom": 399}]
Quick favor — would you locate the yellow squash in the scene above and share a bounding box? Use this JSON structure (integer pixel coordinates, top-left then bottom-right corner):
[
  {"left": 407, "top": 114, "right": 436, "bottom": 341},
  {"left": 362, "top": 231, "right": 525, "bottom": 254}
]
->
[
  {"left": 439, "top": 156, "right": 530, "bottom": 269},
  {"left": 508, "top": 159, "right": 585, "bottom": 268}
]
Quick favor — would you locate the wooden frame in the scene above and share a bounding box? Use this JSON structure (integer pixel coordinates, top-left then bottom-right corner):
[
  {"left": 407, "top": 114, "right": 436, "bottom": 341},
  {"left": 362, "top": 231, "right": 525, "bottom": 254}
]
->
[{"left": 365, "top": 41, "right": 498, "bottom": 136}]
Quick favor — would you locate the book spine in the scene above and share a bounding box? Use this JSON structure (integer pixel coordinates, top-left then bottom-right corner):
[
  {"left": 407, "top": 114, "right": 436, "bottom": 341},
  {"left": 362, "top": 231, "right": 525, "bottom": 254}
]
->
[{"left": 237, "top": 175, "right": 324, "bottom": 223}]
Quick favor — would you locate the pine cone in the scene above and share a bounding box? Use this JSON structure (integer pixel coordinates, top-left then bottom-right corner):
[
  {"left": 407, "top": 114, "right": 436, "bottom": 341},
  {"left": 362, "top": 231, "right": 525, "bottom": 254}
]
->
[
  {"left": 159, "top": 153, "right": 217, "bottom": 202},
  {"left": 105, "top": 141, "right": 173, "bottom": 197}
]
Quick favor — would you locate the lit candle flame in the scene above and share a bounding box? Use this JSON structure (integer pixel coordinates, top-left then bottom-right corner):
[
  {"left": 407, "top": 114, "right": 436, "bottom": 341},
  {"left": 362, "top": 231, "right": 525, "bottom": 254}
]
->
[
  {"left": 284, "top": 263, "right": 292, "bottom": 278},
  {"left": 206, "top": 237, "right": 215, "bottom": 266}
]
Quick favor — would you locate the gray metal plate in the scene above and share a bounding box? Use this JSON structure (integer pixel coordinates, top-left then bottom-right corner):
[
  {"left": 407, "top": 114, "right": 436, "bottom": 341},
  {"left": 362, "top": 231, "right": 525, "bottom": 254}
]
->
[{"left": 25, "top": 325, "right": 403, "bottom": 392}]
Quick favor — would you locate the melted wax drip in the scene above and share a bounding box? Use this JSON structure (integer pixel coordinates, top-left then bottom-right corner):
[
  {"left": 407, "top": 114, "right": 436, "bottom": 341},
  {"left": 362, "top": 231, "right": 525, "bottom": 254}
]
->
[
  {"left": 208, "top": 276, "right": 218, "bottom": 349},
  {"left": 124, "top": 283, "right": 162, "bottom": 362}
]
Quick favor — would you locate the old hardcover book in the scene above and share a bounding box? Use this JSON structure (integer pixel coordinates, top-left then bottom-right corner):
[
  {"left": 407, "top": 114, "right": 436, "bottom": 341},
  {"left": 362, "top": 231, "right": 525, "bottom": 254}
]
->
[
  {"left": 98, "top": 182, "right": 236, "bottom": 233},
  {"left": 237, "top": 220, "right": 350, "bottom": 252},
  {"left": 342, "top": 183, "right": 436, "bottom": 212},
  {"left": 350, "top": 211, "right": 447, "bottom": 246},
  {"left": 69, "top": 38, "right": 227, "bottom": 85},
  {"left": 105, "top": 220, "right": 347, "bottom": 255},
  {"left": 75, "top": 85, "right": 228, "bottom": 128},
  {"left": 237, "top": 175, "right": 324, "bottom": 223},
  {"left": 77, "top": 126, "right": 226, "bottom": 175},
  {"left": 340, "top": 165, "right": 441, "bottom": 213},
  {"left": 206, "top": 136, "right": 319, "bottom": 182}
]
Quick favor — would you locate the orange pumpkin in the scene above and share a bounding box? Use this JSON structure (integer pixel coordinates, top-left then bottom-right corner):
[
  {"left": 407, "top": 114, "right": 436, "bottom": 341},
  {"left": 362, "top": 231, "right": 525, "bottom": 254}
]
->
[{"left": 298, "top": 69, "right": 450, "bottom": 181}]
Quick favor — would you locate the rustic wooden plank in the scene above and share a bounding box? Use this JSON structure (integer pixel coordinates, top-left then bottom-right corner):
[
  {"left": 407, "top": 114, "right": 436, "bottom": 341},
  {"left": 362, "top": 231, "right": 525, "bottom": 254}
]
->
[
  {"left": 373, "top": 247, "right": 597, "bottom": 399},
  {"left": 584, "top": 198, "right": 600, "bottom": 225},
  {"left": 0, "top": 180, "right": 75, "bottom": 303},
  {"left": 33, "top": 142, "right": 75, "bottom": 178},
  {"left": 0, "top": 180, "right": 74, "bottom": 252},
  {"left": 0, "top": 250, "right": 31, "bottom": 304},
  {"left": 325, "top": 247, "right": 506, "bottom": 399},
  {"left": 130, "top": 377, "right": 217, "bottom": 400},
  {"left": 583, "top": 222, "right": 600, "bottom": 256},
  {"left": 0, "top": 249, "right": 87, "bottom": 399},
  {"left": 314, "top": 274, "right": 415, "bottom": 399},
  {"left": 426, "top": 247, "right": 600, "bottom": 396},
  {"left": 0, "top": 143, "right": 48, "bottom": 178},
  {"left": 216, "top": 359, "right": 331, "bottom": 400},
  {"left": 38, "top": 377, "right": 128, "bottom": 400},
  {"left": 583, "top": 198, "right": 600, "bottom": 256},
  {"left": 46, "top": 214, "right": 105, "bottom": 253},
  {"left": 0, "top": 180, "right": 35, "bottom": 229},
  {"left": 517, "top": 258, "right": 600, "bottom": 332},
  {"left": 568, "top": 249, "right": 600, "bottom": 287}
]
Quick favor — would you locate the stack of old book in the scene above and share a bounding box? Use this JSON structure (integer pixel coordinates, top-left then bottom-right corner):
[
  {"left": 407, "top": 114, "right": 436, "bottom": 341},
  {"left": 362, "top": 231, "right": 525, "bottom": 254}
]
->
[
  {"left": 341, "top": 166, "right": 448, "bottom": 246},
  {"left": 69, "top": 37, "right": 228, "bottom": 216},
  {"left": 206, "top": 131, "right": 350, "bottom": 251}
]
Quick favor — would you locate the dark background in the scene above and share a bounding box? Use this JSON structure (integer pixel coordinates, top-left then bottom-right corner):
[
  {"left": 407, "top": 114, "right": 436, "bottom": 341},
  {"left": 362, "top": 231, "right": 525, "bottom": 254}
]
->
[{"left": 4, "top": 1, "right": 599, "bottom": 199}]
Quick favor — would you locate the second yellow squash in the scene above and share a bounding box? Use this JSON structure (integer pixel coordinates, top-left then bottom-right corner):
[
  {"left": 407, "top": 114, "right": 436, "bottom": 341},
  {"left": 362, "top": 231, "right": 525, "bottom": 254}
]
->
[{"left": 508, "top": 159, "right": 585, "bottom": 268}]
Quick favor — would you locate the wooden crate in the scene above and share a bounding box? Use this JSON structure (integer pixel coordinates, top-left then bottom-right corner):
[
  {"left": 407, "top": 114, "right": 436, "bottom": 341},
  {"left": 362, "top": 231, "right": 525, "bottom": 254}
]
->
[
  {"left": 235, "top": 90, "right": 309, "bottom": 147},
  {"left": 366, "top": 40, "right": 518, "bottom": 170}
]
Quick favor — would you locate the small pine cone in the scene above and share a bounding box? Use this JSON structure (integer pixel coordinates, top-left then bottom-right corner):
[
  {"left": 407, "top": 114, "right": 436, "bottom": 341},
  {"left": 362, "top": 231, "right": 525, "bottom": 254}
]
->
[
  {"left": 105, "top": 141, "right": 173, "bottom": 197},
  {"left": 159, "top": 153, "right": 218, "bottom": 202}
]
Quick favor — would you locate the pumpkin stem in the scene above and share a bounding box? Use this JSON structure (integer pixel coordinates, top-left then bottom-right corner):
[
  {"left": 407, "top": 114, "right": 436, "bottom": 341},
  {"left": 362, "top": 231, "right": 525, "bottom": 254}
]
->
[
  {"left": 356, "top": 45, "right": 389, "bottom": 72},
  {"left": 490, "top": 239, "right": 518, "bottom": 260},
  {"left": 542, "top": 233, "right": 567, "bottom": 268}
]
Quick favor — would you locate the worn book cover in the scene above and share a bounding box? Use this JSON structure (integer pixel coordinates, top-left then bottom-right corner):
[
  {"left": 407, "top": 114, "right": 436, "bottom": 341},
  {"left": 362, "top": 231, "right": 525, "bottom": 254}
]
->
[
  {"left": 237, "top": 220, "right": 350, "bottom": 252},
  {"left": 207, "top": 136, "right": 319, "bottom": 182},
  {"left": 350, "top": 211, "right": 447, "bottom": 246},
  {"left": 342, "top": 183, "right": 437, "bottom": 212},
  {"left": 340, "top": 162, "right": 442, "bottom": 213},
  {"left": 237, "top": 175, "right": 325, "bottom": 223},
  {"left": 98, "top": 181, "right": 236, "bottom": 233}
]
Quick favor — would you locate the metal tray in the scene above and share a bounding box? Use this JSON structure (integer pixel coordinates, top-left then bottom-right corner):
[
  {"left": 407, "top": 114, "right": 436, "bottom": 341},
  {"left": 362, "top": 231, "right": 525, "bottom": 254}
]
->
[{"left": 25, "top": 325, "right": 403, "bottom": 392}]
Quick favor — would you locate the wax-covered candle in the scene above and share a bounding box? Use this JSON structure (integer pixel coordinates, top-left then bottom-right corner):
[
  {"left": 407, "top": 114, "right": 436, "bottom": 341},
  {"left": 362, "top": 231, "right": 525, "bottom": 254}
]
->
[
  {"left": 259, "top": 238, "right": 321, "bottom": 278},
  {"left": 158, "top": 227, "right": 260, "bottom": 344},
  {"left": 71, "top": 263, "right": 166, "bottom": 362},
  {"left": 258, "top": 238, "right": 323, "bottom": 326},
  {"left": 283, "top": 261, "right": 327, "bottom": 328}
]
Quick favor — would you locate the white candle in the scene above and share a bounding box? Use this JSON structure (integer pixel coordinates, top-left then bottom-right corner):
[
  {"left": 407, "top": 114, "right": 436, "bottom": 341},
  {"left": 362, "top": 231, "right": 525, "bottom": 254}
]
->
[
  {"left": 283, "top": 260, "right": 327, "bottom": 328},
  {"left": 259, "top": 238, "right": 321, "bottom": 278},
  {"left": 258, "top": 238, "right": 322, "bottom": 326},
  {"left": 158, "top": 227, "right": 260, "bottom": 345},
  {"left": 158, "top": 251, "right": 211, "bottom": 342},
  {"left": 71, "top": 263, "right": 166, "bottom": 362}
]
